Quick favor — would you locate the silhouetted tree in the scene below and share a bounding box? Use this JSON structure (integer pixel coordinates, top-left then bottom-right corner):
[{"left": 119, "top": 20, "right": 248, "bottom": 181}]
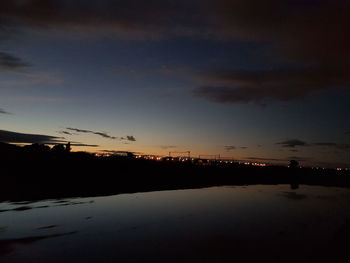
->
[
  {"left": 289, "top": 160, "right": 299, "bottom": 168},
  {"left": 127, "top": 152, "right": 134, "bottom": 158},
  {"left": 52, "top": 144, "right": 65, "bottom": 154},
  {"left": 289, "top": 160, "right": 300, "bottom": 189},
  {"left": 65, "top": 142, "right": 71, "bottom": 153},
  {"left": 24, "top": 143, "right": 51, "bottom": 153}
]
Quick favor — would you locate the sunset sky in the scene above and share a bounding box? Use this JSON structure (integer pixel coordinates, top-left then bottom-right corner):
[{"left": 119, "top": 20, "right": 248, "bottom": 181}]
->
[{"left": 0, "top": 0, "right": 349, "bottom": 167}]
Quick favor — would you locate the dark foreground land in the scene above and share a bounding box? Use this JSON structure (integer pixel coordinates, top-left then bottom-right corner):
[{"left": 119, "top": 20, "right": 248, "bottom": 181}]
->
[{"left": 1, "top": 142, "right": 350, "bottom": 202}]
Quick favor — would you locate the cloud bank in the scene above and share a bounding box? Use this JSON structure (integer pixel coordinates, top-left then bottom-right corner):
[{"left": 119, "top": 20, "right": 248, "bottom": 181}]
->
[
  {"left": 224, "top": 145, "right": 236, "bottom": 151},
  {"left": 66, "top": 128, "right": 117, "bottom": 140},
  {"left": 193, "top": 67, "right": 350, "bottom": 105},
  {"left": 0, "top": 130, "right": 98, "bottom": 147},
  {"left": 0, "top": 108, "right": 11, "bottom": 114},
  {"left": 0, "top": 0, "right": 349, "bottom": 104},
  {"left": 125, "top": 136, "right": 136, "bottom": 142},
  {"left": 0, "top": 130, "right": 64, "bottom": 144},
  {"left": 277, "top": 139, "right": 350, "bottom": 151},
  {"left": 0, "top": 52, "right": 29, "bottom": 70},
  {"left": 64, "top": 127, "right": 136, "bottom": 142},
  {"left": 225, "top": 145, "right": 248, "bottom": 151},
  {"left": 196, "top": 0, "right": 350, "bottom": 104},
  {"left": 277, "top": 139, "right": 308, "bottom": 148}
]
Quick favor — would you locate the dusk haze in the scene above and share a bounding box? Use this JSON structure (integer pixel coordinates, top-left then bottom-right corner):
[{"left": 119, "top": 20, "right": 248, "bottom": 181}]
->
[{"left": 1, "top": 1, "right": 350, "bottom": 262}]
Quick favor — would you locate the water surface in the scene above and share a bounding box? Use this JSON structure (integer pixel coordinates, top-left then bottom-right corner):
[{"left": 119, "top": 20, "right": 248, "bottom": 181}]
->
[{"left": 1, "top": 185, "right": 350, "bottom": 262}]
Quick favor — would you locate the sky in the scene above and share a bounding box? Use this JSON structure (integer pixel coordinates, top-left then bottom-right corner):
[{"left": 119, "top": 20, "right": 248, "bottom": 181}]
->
[{"left": 0, "top": 0, "right": 349, "bottom": 167}]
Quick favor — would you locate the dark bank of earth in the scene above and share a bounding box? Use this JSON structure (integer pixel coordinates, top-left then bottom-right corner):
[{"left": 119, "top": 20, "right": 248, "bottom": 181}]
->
[{"left": 1, "top": 142, "right": 349, "bottom": 202}]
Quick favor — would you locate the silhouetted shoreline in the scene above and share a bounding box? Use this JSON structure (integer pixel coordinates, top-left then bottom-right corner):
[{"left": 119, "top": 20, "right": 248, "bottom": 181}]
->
[{"left": 1, "top": 142, "right": 350, "bottom": 202}]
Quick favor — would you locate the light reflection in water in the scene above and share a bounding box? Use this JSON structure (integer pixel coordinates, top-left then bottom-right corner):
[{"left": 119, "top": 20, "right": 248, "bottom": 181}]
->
[{"left": 1, "top": 185, "right": 350, "bottom": 263}]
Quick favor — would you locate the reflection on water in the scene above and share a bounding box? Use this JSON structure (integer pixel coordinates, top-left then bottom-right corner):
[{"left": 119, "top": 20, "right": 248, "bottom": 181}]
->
[{"left": 1, "top": 185, "right": 350, "bottom": 263}]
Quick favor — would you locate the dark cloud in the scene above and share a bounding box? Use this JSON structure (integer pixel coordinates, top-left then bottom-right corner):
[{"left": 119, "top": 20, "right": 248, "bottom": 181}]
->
[
  {"left": 66, "top": 128, "right": 92, "bottom": 133},
  {"left": 276, "top": 139, "right": 350, "bottom": 151},
  {"left": 225, "top": 145, "right": 247, "bottom": 151},
  {"left": 0, "top": 129, "right": 98, "bottom": 147},
  {"left": 0, "top": 52, "right": 29, "bottom": 70},
  {"left": 193, "top": 67, "right": 349, "bottom": 105},
  {"left": 66, "top": 127, "right": 136, "bottom": 142},
  {"left": 288, "top": 156, "right": 308, "bottom": 162},
  {"left": 120, "top": 136, "right": 135, "bottom": 142},
  {"left": 125, "top": 136, "right": 136, "bottom": 142},
  {"left": 94, "top": 132, "right": 117, "bottom": 140},
  {"left": 193, "top": 0, "right": 350, "bottom": 104},
  {"left": 0, "top": 108, "right": 11, "bottom": 114},
  {"left": 0, "top": 0, "right": 206, "bottom": 40},
  {"left": 70, "top": 143, "right": 99, "bottom": 147},
  {"left": 0, "top": 129, "right": 65, "bottom": 144},
  {"left": 1, "top": 0, "right": 349, "bottom": 46},
  {"left": 57, "top": 130, "right": 74, "bottom": 136},
  {"left": 224, "top": 145, "right": 236, "bottom": 151},
  {"left": 204, "top": 0, "right": 350, "bottom": 66},
  {"left": 0, "top": 0, "right": 207, "bottom": 73},
  {"left": 277, "top": 139, "right": 308, "bottom": 148},
  {"left": 1, "top": 1, "right": 349, "bottom": 104},
  {"left": 66, "top": 127, "right": 117, "bottom": 140}
]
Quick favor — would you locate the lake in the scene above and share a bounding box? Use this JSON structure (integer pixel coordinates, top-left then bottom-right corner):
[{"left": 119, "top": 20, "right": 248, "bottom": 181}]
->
[{"left": 1, "top": 185, "right": 350, "bottom": 262}]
